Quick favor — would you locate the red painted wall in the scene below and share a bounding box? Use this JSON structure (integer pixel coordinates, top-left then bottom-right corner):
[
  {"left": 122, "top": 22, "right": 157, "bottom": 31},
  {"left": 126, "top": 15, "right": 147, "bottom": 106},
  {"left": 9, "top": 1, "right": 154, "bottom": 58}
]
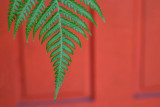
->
[{"left": 1, "top": 0, "right": 160, "bottom": 107}]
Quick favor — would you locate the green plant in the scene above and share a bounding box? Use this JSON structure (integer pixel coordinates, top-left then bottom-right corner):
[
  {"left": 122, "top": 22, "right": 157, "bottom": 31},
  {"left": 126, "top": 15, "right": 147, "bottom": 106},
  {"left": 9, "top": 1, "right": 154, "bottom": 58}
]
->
[{"left": 8, "top": 0, "right": 105, "bottom": 100}]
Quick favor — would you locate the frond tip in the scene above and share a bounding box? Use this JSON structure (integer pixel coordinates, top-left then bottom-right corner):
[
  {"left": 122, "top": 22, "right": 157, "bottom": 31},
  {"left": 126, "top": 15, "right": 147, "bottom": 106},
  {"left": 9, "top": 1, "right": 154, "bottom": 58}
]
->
[
  {"left": 8, "top": 0, "right": 105, "bottom": 100},
  {"left": 54, "top": 86, "right": 60, "bottom": 100}
]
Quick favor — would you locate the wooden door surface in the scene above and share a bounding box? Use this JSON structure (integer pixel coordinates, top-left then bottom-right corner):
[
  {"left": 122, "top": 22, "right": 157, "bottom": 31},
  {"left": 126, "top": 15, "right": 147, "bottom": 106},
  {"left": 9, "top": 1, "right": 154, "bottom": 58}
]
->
[{"left": 1, "top": 0, "right": 160, "bottom": 107}]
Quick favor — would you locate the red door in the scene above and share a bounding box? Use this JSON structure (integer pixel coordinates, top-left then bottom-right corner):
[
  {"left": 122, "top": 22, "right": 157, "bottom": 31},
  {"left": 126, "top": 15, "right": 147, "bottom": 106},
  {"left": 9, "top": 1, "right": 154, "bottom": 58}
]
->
[{"left": 1, "top": 0, "right": 160, "bottom": 107}]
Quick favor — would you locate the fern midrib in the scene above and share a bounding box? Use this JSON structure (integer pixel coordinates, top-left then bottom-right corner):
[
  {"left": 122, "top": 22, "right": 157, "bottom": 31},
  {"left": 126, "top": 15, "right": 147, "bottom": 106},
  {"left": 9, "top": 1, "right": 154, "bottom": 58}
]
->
[
  {"left": 56, "top": 0, "right": 62, "bottom": 68},
  {"left": 54, "top": 0, "right": 63, "bottom": 100}
]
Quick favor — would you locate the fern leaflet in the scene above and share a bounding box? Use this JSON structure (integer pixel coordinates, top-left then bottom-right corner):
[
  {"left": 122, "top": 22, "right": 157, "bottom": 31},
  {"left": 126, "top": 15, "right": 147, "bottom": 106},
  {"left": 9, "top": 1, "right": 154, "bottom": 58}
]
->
[
  {"left": 14, "top": 0, "right": 35, "bottom": 38},
  {"left": 26, "top": 0, "right": 46, "bottom": 41}
]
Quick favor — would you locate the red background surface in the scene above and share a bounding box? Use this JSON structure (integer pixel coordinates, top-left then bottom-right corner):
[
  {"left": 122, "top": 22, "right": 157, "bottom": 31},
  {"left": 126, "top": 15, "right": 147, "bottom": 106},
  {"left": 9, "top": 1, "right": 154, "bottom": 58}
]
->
[{"left": 1, "top": 0, "right": 160, "bottom": 107}]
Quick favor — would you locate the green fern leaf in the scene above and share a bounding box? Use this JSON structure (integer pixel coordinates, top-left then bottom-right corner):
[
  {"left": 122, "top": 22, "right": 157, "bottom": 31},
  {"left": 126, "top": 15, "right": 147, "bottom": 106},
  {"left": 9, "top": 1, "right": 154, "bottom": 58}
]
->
[
  {"left": 8, "top": 0, "right": 105, "bottom": 100},
  {"left": 39, "top": 12, "right": 59, "bottom": 40},
  {"left": 26, "top": 0, "right": 46, "bottom": 42},
  {"left": 33, "top": 0, "right": 58, "bottom": 38}
]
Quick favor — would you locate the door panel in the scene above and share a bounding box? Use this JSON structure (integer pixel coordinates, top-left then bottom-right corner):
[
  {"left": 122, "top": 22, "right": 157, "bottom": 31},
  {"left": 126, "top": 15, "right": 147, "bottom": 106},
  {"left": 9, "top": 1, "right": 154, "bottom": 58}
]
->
[
  {"left": 134, "top": 0, "right": 160, "bottom": 106},
  {"left": 142, "top": 0, "right": 160, "bottom": 88}
]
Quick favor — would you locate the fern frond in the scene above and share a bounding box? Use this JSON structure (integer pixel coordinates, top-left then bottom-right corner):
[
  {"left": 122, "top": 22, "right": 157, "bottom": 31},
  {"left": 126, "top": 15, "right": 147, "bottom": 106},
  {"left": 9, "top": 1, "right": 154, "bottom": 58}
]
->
[
  {"left": 40, "top": 1, "right": 82, "bottom": 99},
  {"left": 14, "top": 0, "right": 35, "bottom": 38},
  {"left": 8, "top": 0, "right": 22, "bottom": 32},
  {"left": 26, "top": 0, "right": 46, "bottom": 42},
  {"left": 80, "top": 0, "right": 105, "bottom": 22},
  {"left": 8, "top": 0, "right": 105, "bottom": 100}
]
